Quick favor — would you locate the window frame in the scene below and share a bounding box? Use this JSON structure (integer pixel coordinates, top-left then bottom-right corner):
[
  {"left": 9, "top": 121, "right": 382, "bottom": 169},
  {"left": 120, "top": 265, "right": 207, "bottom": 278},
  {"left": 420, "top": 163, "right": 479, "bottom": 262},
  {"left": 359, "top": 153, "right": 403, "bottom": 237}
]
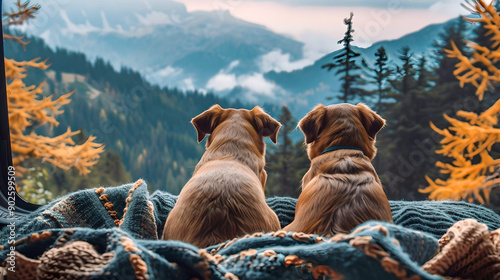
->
[{"left": 0, "top": 1, "right": 41, "bottom": 227}]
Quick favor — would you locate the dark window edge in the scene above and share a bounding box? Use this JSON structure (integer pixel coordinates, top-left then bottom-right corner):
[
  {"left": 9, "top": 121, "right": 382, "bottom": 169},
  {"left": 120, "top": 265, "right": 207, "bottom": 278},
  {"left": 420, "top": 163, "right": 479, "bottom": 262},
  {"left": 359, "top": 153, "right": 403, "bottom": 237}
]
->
[{"left": 0, "top": 1, "right": 42, "bottom": 228}]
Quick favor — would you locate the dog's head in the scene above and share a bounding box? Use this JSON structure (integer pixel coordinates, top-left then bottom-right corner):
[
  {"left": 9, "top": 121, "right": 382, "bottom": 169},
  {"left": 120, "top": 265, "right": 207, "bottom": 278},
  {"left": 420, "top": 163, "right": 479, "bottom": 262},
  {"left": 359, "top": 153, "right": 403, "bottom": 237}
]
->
[
  {"left": 298, "top": 103, "right": 385, "bottom": 160},
  {"left": 191, "top": 105, "right": 281, "bottom": 152}
]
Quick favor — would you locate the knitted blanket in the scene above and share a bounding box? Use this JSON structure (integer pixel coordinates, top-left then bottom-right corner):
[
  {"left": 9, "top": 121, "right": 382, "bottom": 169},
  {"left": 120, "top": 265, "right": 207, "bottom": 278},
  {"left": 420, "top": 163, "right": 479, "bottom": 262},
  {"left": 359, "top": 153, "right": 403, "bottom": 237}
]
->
[{"left": 0, "top": 179, "right": 499, "bottom": 280}]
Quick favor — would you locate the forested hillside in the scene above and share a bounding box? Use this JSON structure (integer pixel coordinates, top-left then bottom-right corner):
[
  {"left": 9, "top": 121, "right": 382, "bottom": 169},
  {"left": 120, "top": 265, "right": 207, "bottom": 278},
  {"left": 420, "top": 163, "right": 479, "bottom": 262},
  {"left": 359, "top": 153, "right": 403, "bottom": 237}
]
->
[
  {"left": 263, "top": 17, "right": 500, "bottom": 209},
  {"left": 5, "top": 16, "right": 500, "bottom": 209},
  {"left": 4, "top": 32, "right": 249, "bottom": 195},
  {"left": 343, "top": 17, "right": 500, "bottom": 206}
]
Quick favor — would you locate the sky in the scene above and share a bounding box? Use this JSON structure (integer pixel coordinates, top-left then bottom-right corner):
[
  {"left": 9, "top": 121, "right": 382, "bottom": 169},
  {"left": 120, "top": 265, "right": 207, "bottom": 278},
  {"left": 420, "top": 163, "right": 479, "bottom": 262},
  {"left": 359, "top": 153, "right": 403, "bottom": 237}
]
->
[
  {"left": 3, "top": 0, "right": 474, "bottom": 65},
  {"left": 174, "top": 0, "right": 469, "bottom": 56},
  {"left": 1, "top": 0, "right": 480, "bottom": 91}
]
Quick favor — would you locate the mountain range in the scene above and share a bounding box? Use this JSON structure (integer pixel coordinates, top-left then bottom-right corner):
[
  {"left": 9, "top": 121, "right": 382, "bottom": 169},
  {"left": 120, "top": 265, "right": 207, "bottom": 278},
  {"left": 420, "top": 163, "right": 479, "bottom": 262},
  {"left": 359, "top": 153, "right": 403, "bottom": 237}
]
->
[
  {"left": 4, "top": 0, "right": 461, "bottom": 115},
  {"left": 4, "top": 1, "right": 494, "bottom": 202}
]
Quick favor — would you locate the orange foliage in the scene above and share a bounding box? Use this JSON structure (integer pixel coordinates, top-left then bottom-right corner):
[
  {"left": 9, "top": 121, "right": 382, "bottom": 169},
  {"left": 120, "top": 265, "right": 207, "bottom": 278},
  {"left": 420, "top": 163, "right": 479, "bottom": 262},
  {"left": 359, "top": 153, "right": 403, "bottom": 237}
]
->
[
  {"left": 3, "top": 1, "right": 104, "bottom": 176},
  {"left": 421, "top": 0, "right": 500, "bottom": 204},
  {"left": 445, "top": 0, "right": 500, "bottom": 101}
]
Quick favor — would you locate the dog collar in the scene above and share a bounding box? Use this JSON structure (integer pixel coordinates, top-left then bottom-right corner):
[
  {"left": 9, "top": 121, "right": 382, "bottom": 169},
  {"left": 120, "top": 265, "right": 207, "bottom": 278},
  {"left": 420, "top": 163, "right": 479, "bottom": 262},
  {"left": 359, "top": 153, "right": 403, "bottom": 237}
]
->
[{"left": 320, "top": 146, "right": 364, "bottom": 155}]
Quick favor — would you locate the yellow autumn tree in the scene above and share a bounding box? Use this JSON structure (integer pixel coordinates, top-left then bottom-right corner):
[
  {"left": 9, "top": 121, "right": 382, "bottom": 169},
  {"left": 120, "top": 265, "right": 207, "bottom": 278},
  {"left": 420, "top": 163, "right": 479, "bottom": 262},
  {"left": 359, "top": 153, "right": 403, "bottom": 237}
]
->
[
  {"left": 420, "top": 0, "right": 500, "bottom": 204},
  {"left": 3, "top": 1, "right": 104, "bottom": 178}
]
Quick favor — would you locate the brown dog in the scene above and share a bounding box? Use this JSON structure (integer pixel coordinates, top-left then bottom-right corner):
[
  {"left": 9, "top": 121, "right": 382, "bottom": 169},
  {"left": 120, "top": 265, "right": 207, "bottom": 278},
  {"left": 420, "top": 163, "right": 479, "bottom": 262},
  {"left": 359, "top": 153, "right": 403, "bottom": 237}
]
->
[
  {"left": 284, "top": 103, "right": 392, "bottom": 236},
  {"left": 162, "top": 105, "right": 281, "bottom": 247}
]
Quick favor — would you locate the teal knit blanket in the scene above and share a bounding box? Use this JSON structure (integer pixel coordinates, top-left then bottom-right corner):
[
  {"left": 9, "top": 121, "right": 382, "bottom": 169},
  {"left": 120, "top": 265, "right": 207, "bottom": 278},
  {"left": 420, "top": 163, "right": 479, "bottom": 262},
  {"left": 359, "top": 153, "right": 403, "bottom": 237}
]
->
[{"left": 1, "top": 180, "right": 499, "bottom": 279}]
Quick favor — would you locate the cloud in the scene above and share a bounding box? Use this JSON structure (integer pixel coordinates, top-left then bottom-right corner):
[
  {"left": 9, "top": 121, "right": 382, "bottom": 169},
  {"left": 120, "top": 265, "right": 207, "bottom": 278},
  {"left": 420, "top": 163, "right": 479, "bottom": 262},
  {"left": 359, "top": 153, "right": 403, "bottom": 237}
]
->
[
  {"left": 206, "top": 73, "right": 238, "bottom": 91},
  {"left": 258, "top": 32, "right": 339, "bottom": 73},
  {"left": 206, "top": 60, "right": 240, "bottom": 91},
  {"left": 205, "top": 59, "right": 286, "bottom": 98},
  {"left": 258, "top": 49, "right": 316, "bottom": 73},
  {"left": 60, "top": 9, "right": 100, "bottom": 36},
  {"left": 183, "top": 78, "right": 196, "bottom": 91},
  {"left": 135, "top": 11, "right": 174, "bottom": 26},
  {"left": 101, "top": 11, "right": 112, "bottom": 32},
  {"left": 39, "top": 30, "right": 52, "bottom": 46},
  {"left": 156, "top": 66, "right": 182, "bottom": 77},
  {"left": 226, "top": 60, "right": 240, "bottom": 71},
  {"left": 142, "top": 0, "right": 153, "bottom": 10},
  {"left": 177, "top": 0, "right": 440, "bottom": 10},
  {"left": 237, "top": 73, "right": 277, "bottom": 96},
  {"left": 142, "top": 65, "right": 186, "bottom": 89},
  {"left": 59, "top": 9, "right": 157, "bottom": 37}
]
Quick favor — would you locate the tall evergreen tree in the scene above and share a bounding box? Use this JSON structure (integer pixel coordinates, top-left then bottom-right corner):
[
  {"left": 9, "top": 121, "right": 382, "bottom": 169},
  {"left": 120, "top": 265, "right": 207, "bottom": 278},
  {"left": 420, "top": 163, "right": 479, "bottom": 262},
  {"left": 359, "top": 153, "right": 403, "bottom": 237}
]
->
[
  {"left": 322, "top": 12, "right": 366, "bottom": 103},
  {"left": 433, "top": 18, "right": 469, "bottom": 85},
  {"left": 362, "top": 47, "right": 393, "bottom": 111},
  {"left": 416, "top": 56, "right": 433, "bottom": 90},
  {"left": 430, "top": 17, "right": 480, "bottom": 121},
  {"left": 377, "top": 47, "right": 436, "bottom": 200},
  {"left": 270, "top": 106, "right": 294, "bottom": 195},
  {"left": 266, "top": 106, "right": 308, "bottom": 197},
  {"left": 411, "top": 56, "right": 435, "bottom": 119},
  {"left": 386, "top": 46, "right": 418, "bottom": 133},
  {"left": 390, "top": 46, "right": 417, "bottom": 97}
]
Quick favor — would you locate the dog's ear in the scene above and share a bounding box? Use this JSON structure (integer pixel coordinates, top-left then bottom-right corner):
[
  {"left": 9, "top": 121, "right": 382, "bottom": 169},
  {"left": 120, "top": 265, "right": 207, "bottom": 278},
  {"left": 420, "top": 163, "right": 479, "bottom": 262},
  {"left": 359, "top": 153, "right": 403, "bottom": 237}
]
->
[
  {"left": 251, "top": 106, "right": 281, "bottom": 144},
  {"left": 299, "top": 104, "right": 326, "bottom": 144},
  {"left": 356, "top": 103, "right": 385, "bottom": 139},
  {"left": 191, "top": 104, "right": 223, "bottom": 142}
]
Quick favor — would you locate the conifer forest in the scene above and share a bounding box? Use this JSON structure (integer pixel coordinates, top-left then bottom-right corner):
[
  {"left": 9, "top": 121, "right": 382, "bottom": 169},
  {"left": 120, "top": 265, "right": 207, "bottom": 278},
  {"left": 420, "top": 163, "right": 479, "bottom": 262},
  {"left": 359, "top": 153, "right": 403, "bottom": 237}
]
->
[{"left": 3, "top": 0, "right": 500, "bottom": 211}]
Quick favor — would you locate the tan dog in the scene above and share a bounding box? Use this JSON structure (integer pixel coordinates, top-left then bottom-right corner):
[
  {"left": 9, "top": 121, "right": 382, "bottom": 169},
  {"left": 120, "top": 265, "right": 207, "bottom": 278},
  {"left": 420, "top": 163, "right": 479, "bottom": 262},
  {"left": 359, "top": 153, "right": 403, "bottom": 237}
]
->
[
  {"left": 162, "top": 105, "right": 281, "bottom": 247},
  {"left": 284, "top": 103, "right": 392, "bottom": 236}
]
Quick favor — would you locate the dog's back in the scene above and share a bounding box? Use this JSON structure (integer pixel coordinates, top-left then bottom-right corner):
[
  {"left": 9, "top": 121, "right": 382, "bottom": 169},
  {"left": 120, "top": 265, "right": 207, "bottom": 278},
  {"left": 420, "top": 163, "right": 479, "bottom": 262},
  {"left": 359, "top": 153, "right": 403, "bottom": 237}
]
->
[
  {"left": 286, "top": 151, "right": 392, "bottom": 236},
  {"left": 162, "top": 105, "right": 281, "bottom": 247},
  {"left": 285, "top": 103, "right": 392, "bottom": 236},
  {"left": 163, "top": 160, "right": 279, "bottom": 247}
]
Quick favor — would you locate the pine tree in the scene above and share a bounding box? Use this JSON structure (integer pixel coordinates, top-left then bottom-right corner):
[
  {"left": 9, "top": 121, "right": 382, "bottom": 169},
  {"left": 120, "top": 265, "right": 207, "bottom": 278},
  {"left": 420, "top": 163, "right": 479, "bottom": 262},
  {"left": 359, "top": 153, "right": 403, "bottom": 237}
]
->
[
  {"left": 267, "top": 106, "right": 294, "bottom": 196},
  {"left": 421, "top": 0, "right": 500, "bottom": 204},
  {"left": 4, "top": 1, "right": 104, "bottom": 178},
  {"left": 266, "top": 106, "right": 307, "bottom": 197},
  {"left": 362, "top": 47, "right": 393, "bottom": 111},
  {"left": 376, "top": 47, "right": 438, "bottom": 200},
  {"left": 390, "top": 46, "right": 417, "bottom": 97},
  {"left": 389, "top": 48, "right": 436, "bottom": 123},
  {"left": 416, "top": 56, "right": 433, "bottom": 90},
  {"left": 433, "top": 17, "right": 470, "bottom": 85},
  {"left": 411, "top": 56, "right": 436, "bottom": 117},
  {"left": 427, "top": 16, "right": 479, "bottom": 130},
  {"left": 387, "top": 47, "right": 419, "bottom": 126},
  {"left": 322, "top": 12, "right": 367, "bottom": 103}
]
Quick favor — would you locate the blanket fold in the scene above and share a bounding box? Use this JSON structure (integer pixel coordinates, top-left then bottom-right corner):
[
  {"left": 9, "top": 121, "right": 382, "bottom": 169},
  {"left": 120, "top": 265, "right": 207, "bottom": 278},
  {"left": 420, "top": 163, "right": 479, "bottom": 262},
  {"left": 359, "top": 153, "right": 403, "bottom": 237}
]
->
[{"left": 0, "top": 179, "right": 499, "bottom": 280}]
